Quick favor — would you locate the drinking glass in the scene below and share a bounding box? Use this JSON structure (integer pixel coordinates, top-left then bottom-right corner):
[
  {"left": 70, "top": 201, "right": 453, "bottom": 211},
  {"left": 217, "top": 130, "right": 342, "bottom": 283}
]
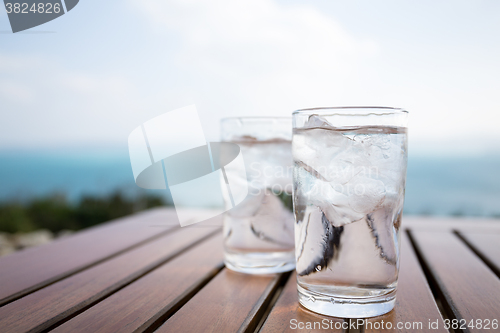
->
[
  {"left": 221, "top": 117, "right": 295, "bottom": 274},
  {"left": 292, "top": 107, "right": 408, "bottom": 317}
]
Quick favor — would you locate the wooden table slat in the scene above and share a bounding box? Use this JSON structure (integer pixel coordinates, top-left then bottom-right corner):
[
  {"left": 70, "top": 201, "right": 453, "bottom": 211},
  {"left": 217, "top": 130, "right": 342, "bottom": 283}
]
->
[
  {"left": 403, "top": 217, "right": 500, "bottom": 233},
  {"left": 0, "top": 208, "right": 180, "bottom": 306},
  {"left": 259, "top": 231, "right": 446, "bottom": 333},
  {"left": 457, "top": 231, "right": 500, "bottom": 277},
  {"left": 411, "top": 230, "right": 500, "bottom": 333},
  {"left": 155, "top": 269, "right": 283, "bottom": 333},
  {"left": 0, "top": 224, "right": 219, "bottom": 333},
  {"left": 1, "top": 211, "right": 498, "bottom": 333},
  {"left": 51, "top": 234, "right": 225, "bottom": 333}
]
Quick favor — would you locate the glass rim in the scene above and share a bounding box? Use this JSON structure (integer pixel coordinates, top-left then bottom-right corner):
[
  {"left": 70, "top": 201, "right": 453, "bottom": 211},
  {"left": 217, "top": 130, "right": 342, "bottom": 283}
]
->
[{"left": 292, "top": 106, "right": 408, "bottom": 116}]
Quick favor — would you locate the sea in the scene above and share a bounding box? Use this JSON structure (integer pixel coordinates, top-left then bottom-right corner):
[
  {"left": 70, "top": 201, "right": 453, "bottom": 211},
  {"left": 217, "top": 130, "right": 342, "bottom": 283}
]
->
[{"left": 0, "top": 149, "right": 499, "bottom": 218}]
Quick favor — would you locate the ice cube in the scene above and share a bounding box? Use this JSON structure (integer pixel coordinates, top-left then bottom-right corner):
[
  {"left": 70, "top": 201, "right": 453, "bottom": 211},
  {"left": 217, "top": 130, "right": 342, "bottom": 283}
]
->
[
  {"left": 293, "top": 130, "right": 354, "bottom": 183},
  {"left": 248, "top": 190, "right": 295, "bottom": 247},
  {"left": 227, "top": 188, "right": 265, "bottom": 217},
  {"left": 303, "top": 114, "right": 336, "bottom": 129},
  {"left": 242, "top": 141, "right": 293, "bottom": 191},
  {"left": 366, "top": 206, "right": 398, "bottom": 265},
  {"left": 347, "top": 176, "right": 386, "bottom": 214},
  {"left": 295, "top": 165, "right": 365, "bottom": 227},
  {"left": 296, "top": 208, "right": 344, "bottom": 276}
]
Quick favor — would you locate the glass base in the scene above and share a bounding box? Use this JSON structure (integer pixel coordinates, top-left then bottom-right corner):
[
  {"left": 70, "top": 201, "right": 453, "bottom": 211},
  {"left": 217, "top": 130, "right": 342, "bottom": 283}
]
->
[
  {"left": 297, "top": 284, "right": 396, "bottom": 318},
  {"left": 224, "top": 250, "right": 295, "bottom": 274}
]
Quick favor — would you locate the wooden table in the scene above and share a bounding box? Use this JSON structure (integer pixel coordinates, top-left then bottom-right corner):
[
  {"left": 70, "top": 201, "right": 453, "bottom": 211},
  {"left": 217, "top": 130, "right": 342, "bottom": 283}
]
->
[{"left": 0, "top": 208, "right": 499, "bottom": 333}]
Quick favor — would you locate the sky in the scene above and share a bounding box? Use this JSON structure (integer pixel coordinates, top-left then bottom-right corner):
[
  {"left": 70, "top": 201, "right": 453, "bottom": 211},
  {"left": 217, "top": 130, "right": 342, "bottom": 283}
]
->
[{"left": 1, "top": 0, "right": 499, "bottom": 156}]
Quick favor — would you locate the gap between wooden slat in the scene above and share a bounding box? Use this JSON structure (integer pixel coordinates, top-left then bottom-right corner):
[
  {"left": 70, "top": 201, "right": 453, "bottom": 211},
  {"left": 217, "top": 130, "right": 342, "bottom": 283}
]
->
[
  {"left": 39, "top": 229, "right": 220, "bottom": 333},
  {"left": 138, "top": 262, "right": 225, "bottom": 333},
  {"left": 239, "top": 271, "right": 292, "bottom": 333},
  {"left": 0, "top": 226, "right": 179, "bottom": 308},
  {"left": 406, "top": 229, "right": 462, "bottom": 333},
  {"left": 250, "top": 271, "right": 293, "bottom": 333},
  {"left": 453, "top": 230, "right": 500, "bottom": 279}
]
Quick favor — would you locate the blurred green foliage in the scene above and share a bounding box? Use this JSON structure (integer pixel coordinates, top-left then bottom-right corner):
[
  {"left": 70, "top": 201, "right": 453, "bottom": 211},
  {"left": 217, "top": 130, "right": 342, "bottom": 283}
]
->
[
  {"left": 274, "top": 190, "right": 293, "bottom": 212},
  {"left": 0, "top": 192, "right": 166, "bottom": 233}
]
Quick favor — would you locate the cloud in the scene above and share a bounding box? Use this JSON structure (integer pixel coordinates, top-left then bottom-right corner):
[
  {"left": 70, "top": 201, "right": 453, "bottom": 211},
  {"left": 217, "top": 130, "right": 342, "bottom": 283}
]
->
[
  {"left": 63, "top": 73, "right": 134, "bottom": 97},
  {"left": 0, "top": 80, "right": 35, "bottom": 104},
  {"left": 0, "top": 53, "right": 140, "bottom": 148},
  {"left": 129, "top": 0, "right": 500, "bottom": 156},
  {"left": 131, "top": 0, "right": 378, "bottom": 131},
  {"left": 2, "top": 0, "right": 496, "bottom": 155},
  {"left": 0, "top": 54, "right": 41, "bottom": 72},
  {"left": 0, "top": 0, "right": 379, "bottom": 149}
]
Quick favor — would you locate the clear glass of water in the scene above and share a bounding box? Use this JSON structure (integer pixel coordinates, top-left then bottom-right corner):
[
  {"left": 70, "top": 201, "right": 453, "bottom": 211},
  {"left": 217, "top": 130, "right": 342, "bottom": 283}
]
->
[
  {"left": 292, "top": 107, "right": 408, "bottom": 318},
  {"left": 221, "top": 117, "right": 296, "bottom": 274}
]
